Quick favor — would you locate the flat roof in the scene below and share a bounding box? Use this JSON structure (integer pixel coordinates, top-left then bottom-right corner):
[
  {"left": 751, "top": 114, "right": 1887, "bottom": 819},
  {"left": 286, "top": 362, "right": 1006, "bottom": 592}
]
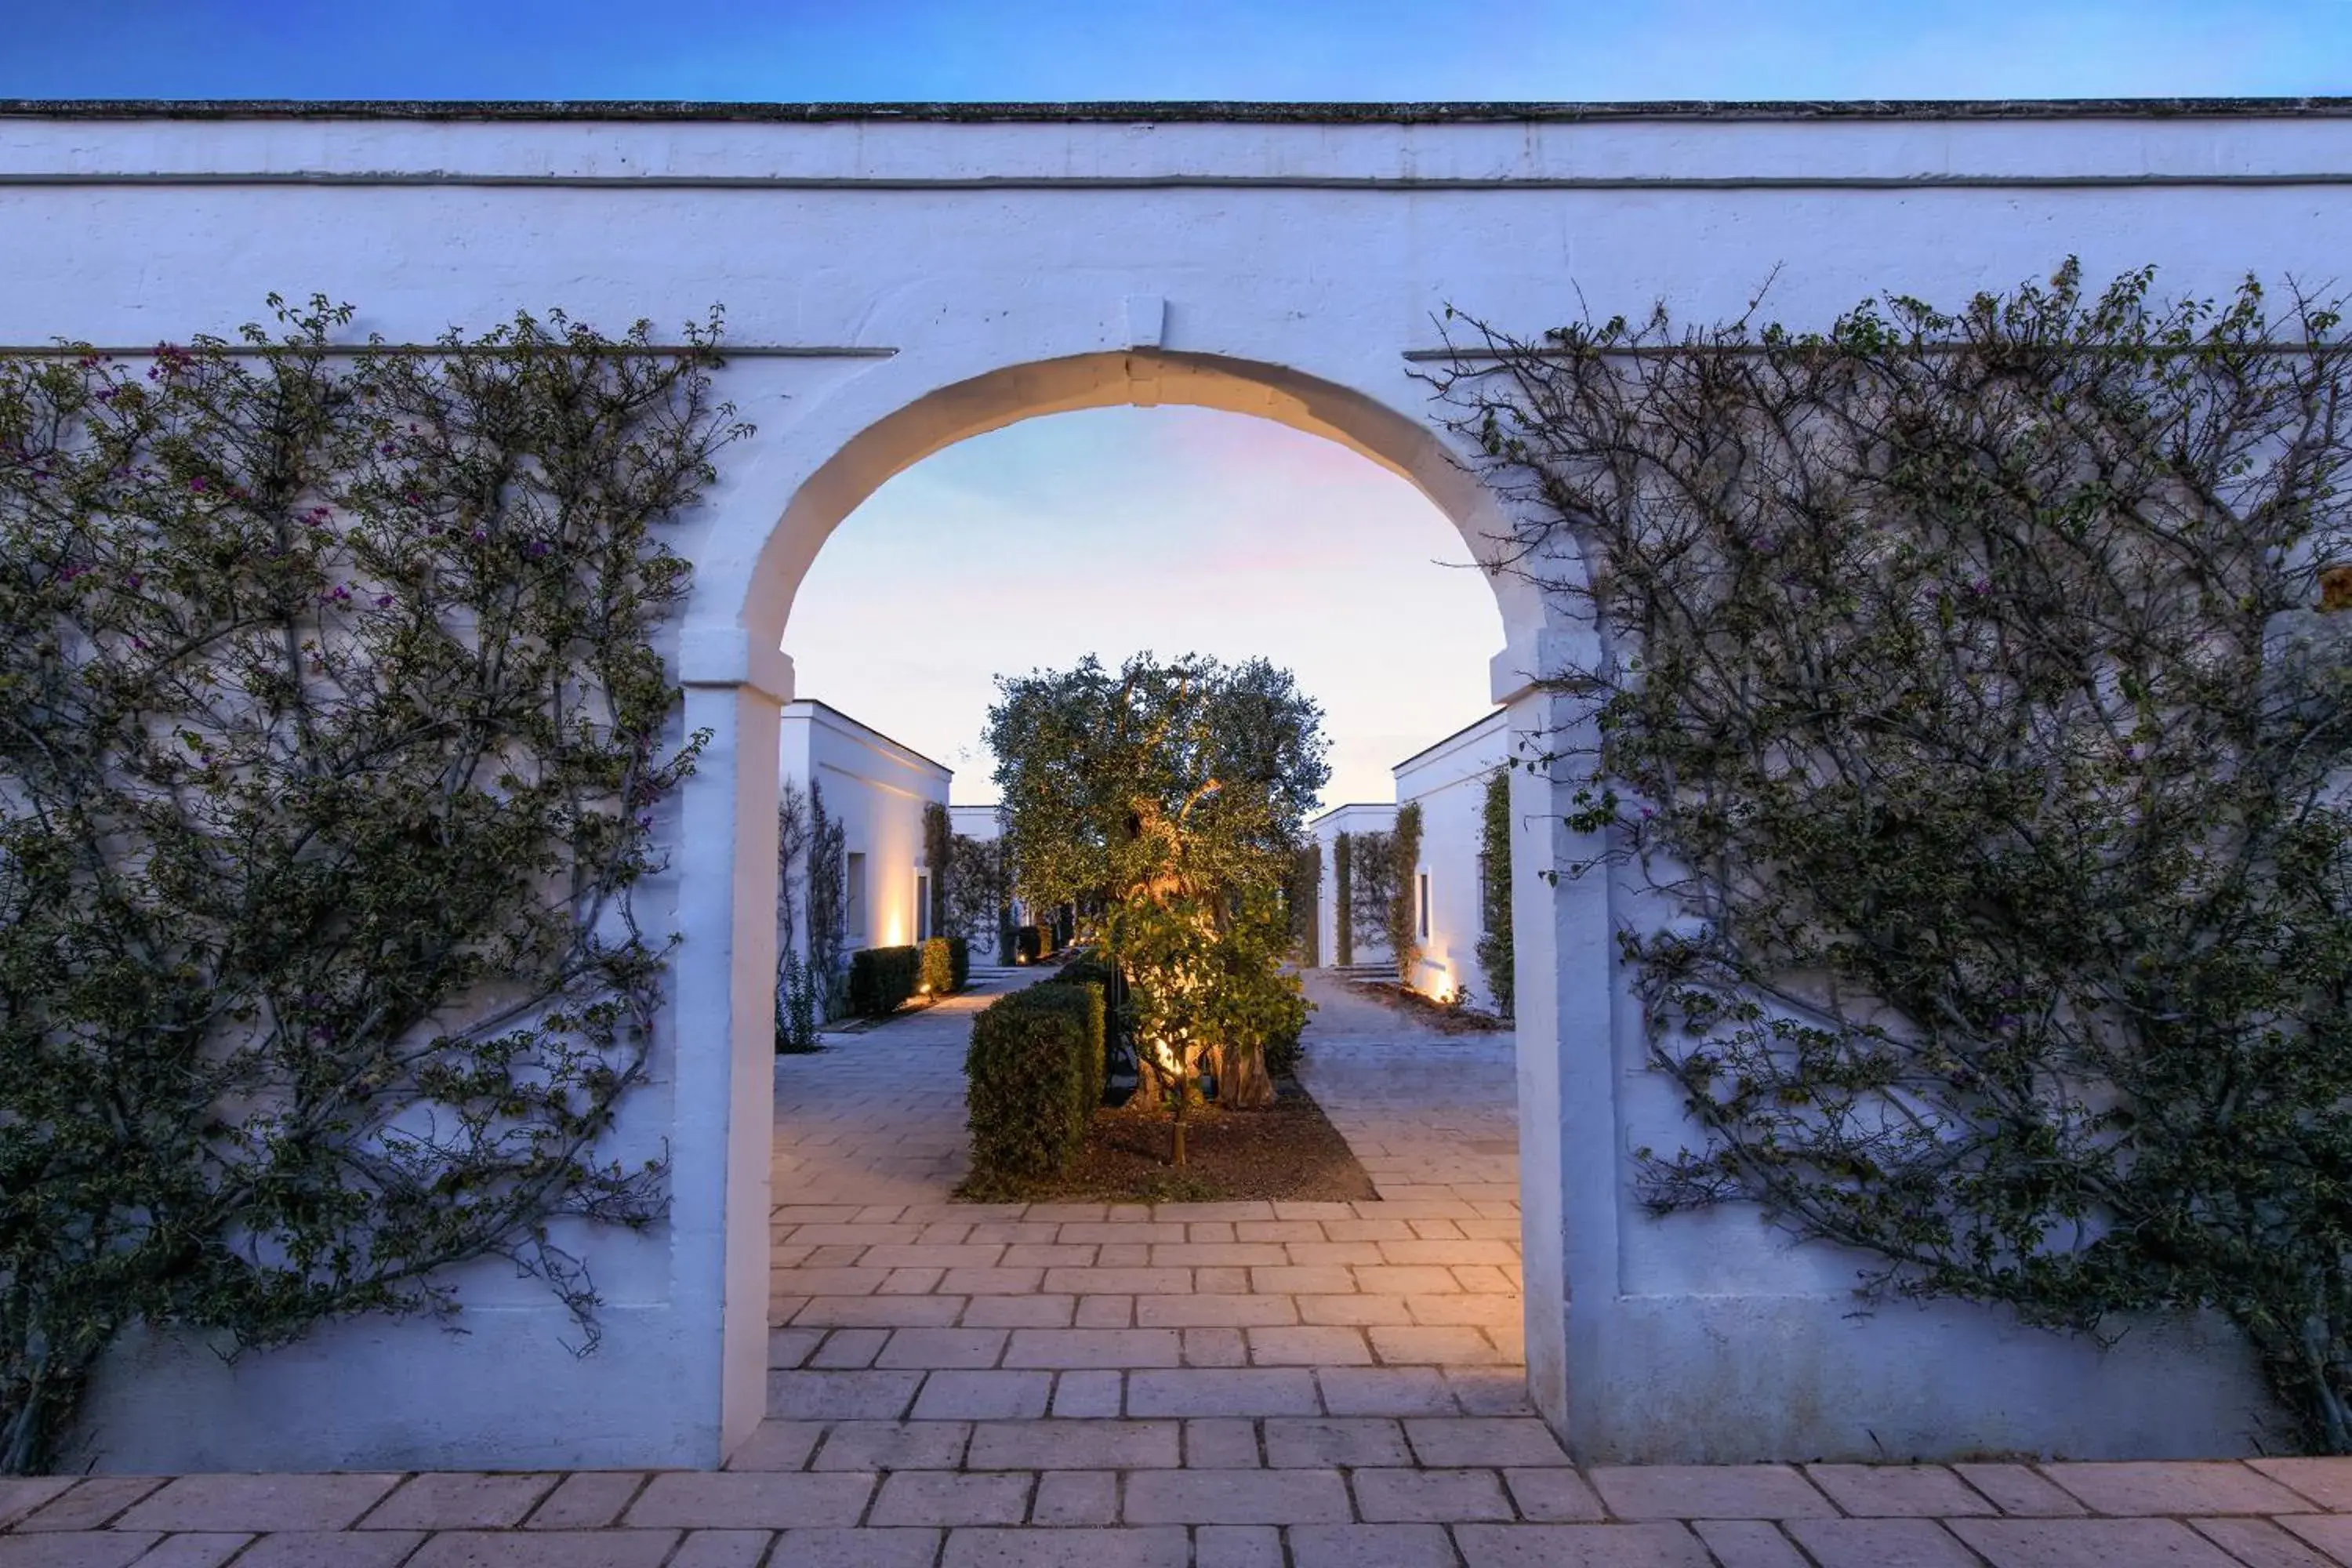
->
[
  {"left": 1392, "top": 709, "right": 1509, "bottom": 774},
  {"left": 5, "top": 98, "right": 2349, "bottom": 124},
  {"left": 786, "top": 698, "right": 952, "bottom": 777}
]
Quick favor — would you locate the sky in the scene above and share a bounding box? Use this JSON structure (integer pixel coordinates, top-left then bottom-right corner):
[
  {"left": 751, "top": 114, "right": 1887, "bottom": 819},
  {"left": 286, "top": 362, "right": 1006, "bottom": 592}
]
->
[{"left": 10, "top": 2, "right": 2345, "bottom": 804}]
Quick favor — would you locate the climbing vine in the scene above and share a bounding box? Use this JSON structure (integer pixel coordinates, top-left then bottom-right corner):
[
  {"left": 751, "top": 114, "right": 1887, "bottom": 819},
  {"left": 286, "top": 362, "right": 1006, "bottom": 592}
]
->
[
  {"left": 923, "top": 800, "right": 953, "bottom": 939},
  {"left": 1388, "top": 801, "right": 1424, "bottom": 980},
  {"left": 1435, "top": 260, "right": 2352, "bottom": 1450},
  {"left": 1332, "top": 832, "right": 1353, "bottom": 966},
  {"left": 0, "top": 296, "right": 746, "bottom": 1472},
  {"left": 1476, "top": 768, "right": 1514, "bottom": 1017}
]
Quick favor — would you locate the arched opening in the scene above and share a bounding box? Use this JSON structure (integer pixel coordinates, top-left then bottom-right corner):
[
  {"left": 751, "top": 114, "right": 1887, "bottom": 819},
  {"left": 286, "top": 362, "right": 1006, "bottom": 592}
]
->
[{"left": 670, "top": 348, "right": 1596, "bottom": 1463}]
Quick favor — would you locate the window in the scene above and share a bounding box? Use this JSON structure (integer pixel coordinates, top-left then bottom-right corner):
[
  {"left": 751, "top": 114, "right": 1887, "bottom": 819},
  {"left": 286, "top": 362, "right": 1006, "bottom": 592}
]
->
[
  {"left": 845, "top": 851, "right": 867, "bottom": 944},
  {"left": 1417, "top": 872, "right": 1431, "bottom": 940},
  {"left": 1476, "top": 858, "right": 1490, "bottom": 934},
  {"left": 915, "top": 870, "right": 932, "bottom": 942}
]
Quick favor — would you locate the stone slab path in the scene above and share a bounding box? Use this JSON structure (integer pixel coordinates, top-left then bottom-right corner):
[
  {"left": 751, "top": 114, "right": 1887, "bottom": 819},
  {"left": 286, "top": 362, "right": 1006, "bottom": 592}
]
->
[{"left": 16, "top": 967, "right": 2350, "bottom": 1563}]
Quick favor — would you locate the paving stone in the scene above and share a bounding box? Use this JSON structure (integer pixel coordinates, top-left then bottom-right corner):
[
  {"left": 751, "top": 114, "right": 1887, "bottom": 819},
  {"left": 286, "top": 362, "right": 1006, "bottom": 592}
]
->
[
  {"left": 1265, "top": 1417, "right": 1414, "bottom": 1468},
  {"left": 1589, "top": 1464, "right": 1836, "bottom": 1520},
  {"left": 1128, "top": 1369, "right": 1323, "bottom": 1417},
  {"left": 524, "top": 1473, "right": 648, "bottom": 1527},
  {"left": 114, "top": 1536, "right": 249, "bottom": 1568},
  {"left": 1367, "top": 1325, "right": 1502, "bottom": 1366},
  {"left": 1296, "top": 1294, "right": 1416, "bottom": 1326},
  {"left": 1195, "top": 1524, "right": 1286, "bottom": 1567},
  {"left": 772, "top": 1269, "right": 895, "bottom": 1297},
  {"left": 668, "top": 1530, "right": 776, "bottom": 1568},
  {"left": 770, "top": 1527, "right": 943, "bottom": 1566},
  {"left": 877, "top": 1328, "right": 1010, "bottom": 1369},
  {"left": 1251, "top": 1266, "right": 1358, "bottom": 1294},
  {"left": 1196, "top": 1267, "right": 1252, "bottom": 1294},
  {"left": 0, "top": 1477, "right": 73, "bottom": 1530},
  {"left": 1288, "top": 1523, "right": 1461, "bottom": 1566},
  {"left": 405, "top": 1530, "right": 683, "bottom": 1567},
  {"left": 1946, "top": 1516, "right": 2247, "bottom": 1565},
  {"left": 1352, "top": 1466, "right": 1513, "bottom": 1521},
  {"left": 1454, "top": 1522, "right": 1714, "bottom": 1566},
  {"left": 1788, "top": 1518, "right": 1982, "bottom": 1566},
  {"left": 1444, "top": 1368, "right": 1537, "bottom": 1416},
  {"left": 1050, "top": 1370, "right": 1123, "bottom": 1417},
  {"left": 811, "top": 1327, "right": 890, "bottom": 1368},
  {"left": 1286, "top": 1242, "right": 1390, "bottom": 1267},
  {"left": 1154, "top": 1244, "right": 1291, "bottom": 1268},
  {"left": 862, "top": 1244, "right": 1007, "bottom": 1269},
  {"left": 768, "top": 1328, "right": 826, "bottom": 1368},
  {"left": 2278, "top": 1516, "right": 2352, "bottom": 1562},
  {"left": 793, "top": 1295, "right": 969, "bottom": 1327},
  {"left": 1377, "top": 1240, "right": 1519, "bottom": 1267},
  {"left": 963, "top": 1296, "right": 1078, "bottom": 1328},
  {"left": 1075, "top": 1295, "right": 1135, "bottom": 1328},
  {"left": 1506, "top": 1467, "right": 1608, "bottom": 1521},
  {"left": 1954, "top": 1464, "right": 2092, "bottom": 1517},
  {"left": 1247, "top": 1326, "right": 1373, "bottom": 1366},
  {"left": 0, "top": 1534, "right": 162, "bottom": 1568},
  {"left": 1318, "top": 1367, "right": 1461, "bottom": 1416},
  {"left": 1004, "top": 1328, "right": 1182, "bottom": 1368},
  {"left": 942, "top": 1269, "right": 1051, "bottom": 1296},
  {"left": 768, "top": 1369, "right": 926, "bottom": 1420},
  {"left": 2254, "top": 1458, "right": 2352, "bottom": 1511},
  {"left": 1355, "top": 1268, "right": 1463, "bottom": 1296},
  {"left": 626, "top": 1472, "right": 877, "bottom": 1529},
  {"left": 1183, "top": 1327, "right": 1247, "bottom": 1366},
  {"left": 870, "top": 1471, "right": 1033, "bottom": 1526},
  {"left": 1187, "top": 1417, "right": 1265, "bottom": 1468},
  {"left": 116, "top": 1475, "right": 403, "bottom": 1533},
  {"left": 969, "top": 1419, "right": 1180, "bottom": 1469},
  {"left": 1403, "top": 1417, "right": 1571, "bottom": 1468},
  {"left": 1136, "top": 1294, "right": 1298, "bottom": 1327},
  {"left": 2187, "top": 1518, "right": 2338, "bottom": 1568},
  {"left": 228, "top": 1533, "right": 427, "bottom": 1568},
  {"left": 1690, "top": 1519, "right": 1810, "bottom": 1568},
  {"left": 724, "top": 1423, "right": 825, "bottom": 1472},
  {"left": 2042, "top": 1461, "right": 2311, "bottom": 1516},
  {"left": 17, "top": 1478, "right": 168, "bottom": 1531},
  {"left": 1097, "top": 1246, "right": 1152, "bottom": 1267},
  {"left": 1804, "top": 1464, "right": 1995, "bottom": 1516},
  {"left": 1029, "top": 1471, "right": 1119, "bottom": 1526},
  {"left": 1123, "top": 1468, "right": 1352, "bottom": 1524},
  {"left": 1155, "top": 1203, "right": 1277, "bottom": 1222},
  {"left": 1405, "top": 1294, "right": 1519, "bottom": 1327},
  {"left": 939, "top": 1525, "right": 1190, "bottom": 1566},
  {"left": 913, "top": 1370, "right": 1055, "bottom": 1420},
  {"left": 1001, "top": 1245, "right": 1102, "bottom": 1268},
  {"left": 362, "top": 1473, "right": 561, "bottom": 1529},
  {"left": 813, "top": 1421, "right": 974, "bottom": 1471},
  {"left": 1041, "top": 1268, "right": 1194, "bottom": 1296}
]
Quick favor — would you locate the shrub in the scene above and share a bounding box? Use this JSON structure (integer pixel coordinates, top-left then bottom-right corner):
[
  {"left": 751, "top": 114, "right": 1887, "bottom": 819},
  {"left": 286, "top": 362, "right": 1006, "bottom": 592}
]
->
[
  {"left": 919, "top": 937, "right": 954, "bottom": 998},
  {"left": 965, "top": 982, "right": 1105, "bottom": 1181},
  {"left": 847, "top": 945, "right": 920, "bottom": 1017},
  {"left": 1015, "top": 924, "right": 1054, "bottom": 964},
  {"left": 775, "top": 949, "right": 822, "bottom": 1054},
  {"left": 947, "top": 935, "right": 971, "bottom": 992},
  {"left": 1475, "top": 768, "right": 1515, "bottom": 1018}
]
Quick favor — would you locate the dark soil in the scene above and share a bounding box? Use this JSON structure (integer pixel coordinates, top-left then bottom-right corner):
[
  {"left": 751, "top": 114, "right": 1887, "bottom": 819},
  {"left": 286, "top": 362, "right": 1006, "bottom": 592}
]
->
[
  {"left": 958, "top": 1077, "right": 1377, "bottom": 1205},
  {"left": 1349, "top": 980, "right": 1512, "bottom": 1035}
]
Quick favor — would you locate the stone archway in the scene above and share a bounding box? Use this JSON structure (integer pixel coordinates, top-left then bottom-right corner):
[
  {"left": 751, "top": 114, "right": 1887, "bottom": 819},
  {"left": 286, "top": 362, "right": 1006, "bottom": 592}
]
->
[{"left": 670, "top": 346, "right": 1603, "bottom": 1465}]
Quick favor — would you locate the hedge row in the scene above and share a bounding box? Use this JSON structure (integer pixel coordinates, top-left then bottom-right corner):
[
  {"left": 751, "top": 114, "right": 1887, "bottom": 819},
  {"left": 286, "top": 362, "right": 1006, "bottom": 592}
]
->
[
  {"left": 920, "top": 937, "right": 953, "bottom": 997},
  {"left": 1014, "top": 924, "right": 1054, "bottom": 964},
  {"left": 965, "top": 982, "right": 1105, "bottom": 1182},
  {"left": 848, "top": 946, "right": 920, "bottom": 1016}
]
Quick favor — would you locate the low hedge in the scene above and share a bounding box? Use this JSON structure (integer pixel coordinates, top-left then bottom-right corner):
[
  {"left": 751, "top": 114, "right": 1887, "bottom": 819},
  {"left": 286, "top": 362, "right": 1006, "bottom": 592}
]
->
[
  {"left": 965, "top": 982, "right": 1105, "bottom": 1181},
  {"left": 1015, "top": 924, "right": 1054, "bottom": 964},
  {"left": 948, "top": 935, "right": 971, "bottom": 991},
  {"left": 848, "top": 944, "right": 920, "bottom": 1017},
  {"left": 919, "top": 937, "right": 954, "bottom": 997}
]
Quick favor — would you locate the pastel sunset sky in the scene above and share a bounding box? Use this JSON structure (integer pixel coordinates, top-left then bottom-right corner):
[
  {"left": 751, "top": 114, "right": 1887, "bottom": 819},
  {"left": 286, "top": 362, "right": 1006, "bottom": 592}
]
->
[{"left": 12, "top": 2, "right": 2345, "bottom": 803}]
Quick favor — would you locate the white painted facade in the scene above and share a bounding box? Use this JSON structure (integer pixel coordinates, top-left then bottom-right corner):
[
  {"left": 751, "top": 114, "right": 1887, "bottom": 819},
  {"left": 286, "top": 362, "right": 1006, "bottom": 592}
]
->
[
  {"left": 946, "top": 801, "right": 1022, "bottom": 959},
  {"left": 12, "top": 100, "right": 2337, "bottom": 1472},
  {"left": 1304, "top": 801, "right": 1397, "bottom": 969},
  {"left": 779, "top": 699, "right": 951, "bottom": 960},
  {"left": 1392, "top": 710, "right": 1512, "bottom": 1007}
]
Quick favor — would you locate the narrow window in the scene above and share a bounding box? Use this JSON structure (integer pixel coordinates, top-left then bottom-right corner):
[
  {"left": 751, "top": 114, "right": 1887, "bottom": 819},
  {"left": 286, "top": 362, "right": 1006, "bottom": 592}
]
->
[
  {"left": 845, "top": 851, "right": 868, "bottom": 944},
  {"left": 1417, "top": 872, "right": 1431, "bottom": 940},
  {"left": 916, "top": 870, "right": 932, "bottom": 942},
  {"left": 1476, "top": 858, "right": 1490, "bottom": 934}
]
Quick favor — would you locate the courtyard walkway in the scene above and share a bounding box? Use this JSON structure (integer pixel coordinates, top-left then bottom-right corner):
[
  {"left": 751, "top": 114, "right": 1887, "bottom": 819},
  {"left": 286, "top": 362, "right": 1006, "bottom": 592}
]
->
[{"left": 9, "top": 971, "right": 2352, "bottom": 1564}]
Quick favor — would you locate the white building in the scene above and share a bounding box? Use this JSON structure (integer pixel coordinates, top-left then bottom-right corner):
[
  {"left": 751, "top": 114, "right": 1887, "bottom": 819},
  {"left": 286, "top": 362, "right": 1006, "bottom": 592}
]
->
[
  {"left": 947, "top": 802, "right": 1022, "bottom": 962},
  {"left": 1392, "top": 710, "right": 1513, "bottom": 1007},
  {"left": 779, "top": 699, "right": 950, "bottom": 959},
  {"left": 1303, "top": 801, "right": 1396, "bottom": 969}
]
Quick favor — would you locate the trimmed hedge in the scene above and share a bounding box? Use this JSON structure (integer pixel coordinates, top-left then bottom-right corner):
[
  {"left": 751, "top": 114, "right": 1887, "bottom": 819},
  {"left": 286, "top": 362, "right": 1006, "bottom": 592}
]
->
[
  {"left": 919, "top": 937, "right": 954, "bottom": 997},
  {"left": 1015, "top": 924, "right": 1054, "bottom": 964},
  {"left": 948, "top": 935, "right": 971, "bottom": 991},
  {"left": 848, "top": 944, "right": 920, "bottom": 1017},
  {"left": 965, "top": 982, "right": 1106, "bottom": 1181}
]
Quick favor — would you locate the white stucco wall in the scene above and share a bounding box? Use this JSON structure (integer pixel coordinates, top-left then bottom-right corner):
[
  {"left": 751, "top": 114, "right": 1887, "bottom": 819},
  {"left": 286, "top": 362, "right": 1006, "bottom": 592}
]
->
[
  {"left": 1305, "top": 802, "right": 1398, "bottom": 968},
  {"left": 1392, "top": 710, "right": 1511, "bottom": 1006},
  {"left": 780, "top": 699, "right": 951, "bottom": 960},
  {"left": 12, "top": 99, "right": 2341, "bottom": 1470}
]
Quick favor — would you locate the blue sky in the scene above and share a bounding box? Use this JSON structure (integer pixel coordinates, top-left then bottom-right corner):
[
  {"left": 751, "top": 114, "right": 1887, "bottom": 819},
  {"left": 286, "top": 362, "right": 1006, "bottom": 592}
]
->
[
  {"left": 5, "top": 2, "right": 2348, "bottom": 100},
  {"left": 12, "top": 3, "right": 2345, "bottom": 804}
]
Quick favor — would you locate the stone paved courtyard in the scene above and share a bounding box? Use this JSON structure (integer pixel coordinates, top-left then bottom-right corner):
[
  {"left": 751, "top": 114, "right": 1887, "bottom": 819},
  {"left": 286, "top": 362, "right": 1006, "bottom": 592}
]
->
[{"left": 11, "top": 970, "right": 2352, "bottom": 1564}]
